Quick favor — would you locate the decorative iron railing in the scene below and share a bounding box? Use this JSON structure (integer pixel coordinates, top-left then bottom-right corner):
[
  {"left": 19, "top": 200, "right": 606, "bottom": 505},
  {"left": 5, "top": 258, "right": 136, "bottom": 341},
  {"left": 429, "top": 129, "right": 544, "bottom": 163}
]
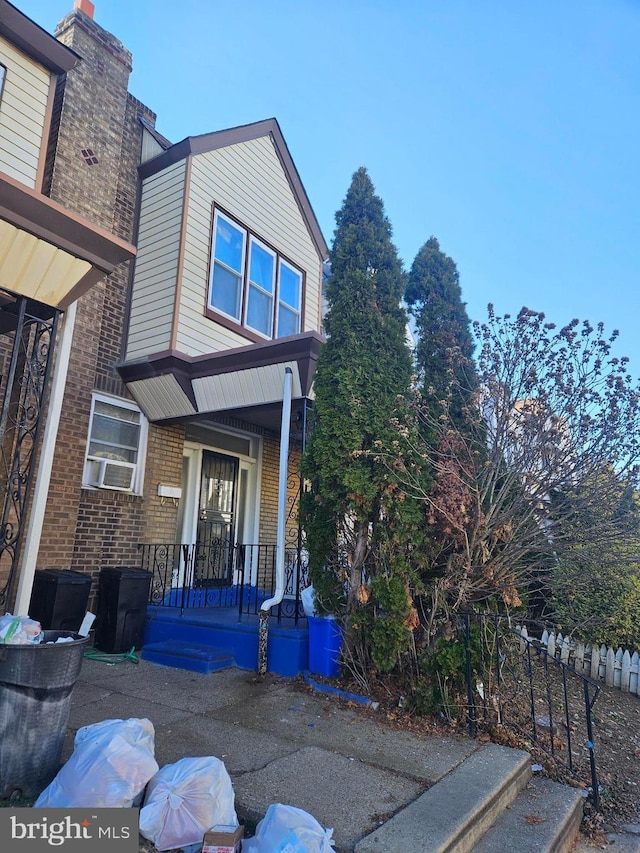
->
[
  {"left": 460, "top": 613, "right": 600, "bottom": 810},
  {"left": 0, "top": 296, "right": 59, "bottom": 608},
  {"left": 139, "top": 541, "right": 309, "bottom": 624}
]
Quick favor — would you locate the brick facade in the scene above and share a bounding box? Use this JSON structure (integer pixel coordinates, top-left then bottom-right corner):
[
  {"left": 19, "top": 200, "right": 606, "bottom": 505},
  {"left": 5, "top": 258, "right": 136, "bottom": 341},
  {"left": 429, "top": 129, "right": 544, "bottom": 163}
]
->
[{"left": 259, "top": 439, "right": 302, "bottom": 544}]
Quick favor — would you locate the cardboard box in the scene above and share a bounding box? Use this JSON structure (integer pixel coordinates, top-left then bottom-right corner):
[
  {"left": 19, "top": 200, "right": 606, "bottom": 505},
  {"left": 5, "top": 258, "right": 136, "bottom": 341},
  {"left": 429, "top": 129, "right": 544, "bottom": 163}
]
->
[{"left": 202, "top": 824, "right": 243, "bottom": 853}]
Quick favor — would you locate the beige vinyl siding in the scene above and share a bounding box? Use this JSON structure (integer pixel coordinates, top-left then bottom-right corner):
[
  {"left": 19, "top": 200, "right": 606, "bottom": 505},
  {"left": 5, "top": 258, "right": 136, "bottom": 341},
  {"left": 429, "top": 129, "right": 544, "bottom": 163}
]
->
[
  {"left": 0, "top": 37, "right": 50, "bottom": 187},
  {"left": 175, "top": 136, "right": 322, "bottom": 356},
  {"left": 140, "top": 127, "right": 165, "bottom": 164},
  {"left": 126, "top": 160, "right": 187, "bottom": 361}
]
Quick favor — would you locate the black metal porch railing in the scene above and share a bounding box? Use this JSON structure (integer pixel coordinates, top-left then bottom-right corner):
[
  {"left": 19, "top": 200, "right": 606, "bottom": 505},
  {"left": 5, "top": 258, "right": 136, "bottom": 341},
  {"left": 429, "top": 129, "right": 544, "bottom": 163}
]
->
[
  {"left": 0, "top": 296, "right": 60, "bottom": 608},
  {"left": 139, "top": 541, "right": 309, "bottom": 624},
  {"left": 460, "top": 613, "right": 600, "bottom": 810}
]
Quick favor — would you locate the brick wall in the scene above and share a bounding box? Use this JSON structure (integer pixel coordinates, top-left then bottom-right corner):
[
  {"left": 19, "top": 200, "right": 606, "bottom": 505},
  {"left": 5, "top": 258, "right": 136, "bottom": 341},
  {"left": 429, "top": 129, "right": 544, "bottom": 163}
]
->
[
  {"left": 49, "top": 10, "right": 132, "bottom": 232},
  {"left": 36, "top": 9, "right": 185, "bottom": 578},
  {"left": 141, "top": 423, "right": 185, "bottom": 544},
  {"left": 259, "top": 438, "right": 302, "bottom": 545},
  {"left": 71, "top": 489, "right": 144, "bottom": 611}
]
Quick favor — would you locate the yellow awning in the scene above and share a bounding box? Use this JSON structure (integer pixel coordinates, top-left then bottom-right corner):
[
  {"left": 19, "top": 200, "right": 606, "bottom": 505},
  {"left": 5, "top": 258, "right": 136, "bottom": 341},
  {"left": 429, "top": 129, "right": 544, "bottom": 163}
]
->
[{"left": 0, "top": 172, "right": 136, "bottom": 310}]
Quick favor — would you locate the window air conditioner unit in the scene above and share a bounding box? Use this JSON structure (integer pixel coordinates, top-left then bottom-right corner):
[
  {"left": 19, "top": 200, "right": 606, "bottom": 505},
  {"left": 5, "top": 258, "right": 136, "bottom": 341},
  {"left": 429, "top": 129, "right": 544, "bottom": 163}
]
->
[{"left": 88, "top": 458, "right": 136, "bottom": 491}]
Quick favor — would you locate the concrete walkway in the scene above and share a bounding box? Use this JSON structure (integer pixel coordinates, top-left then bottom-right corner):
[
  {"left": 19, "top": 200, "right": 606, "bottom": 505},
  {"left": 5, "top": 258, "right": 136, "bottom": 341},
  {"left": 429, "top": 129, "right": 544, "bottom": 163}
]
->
[{"left": 65, "top": 657, "right": 638, "bottom": 851}]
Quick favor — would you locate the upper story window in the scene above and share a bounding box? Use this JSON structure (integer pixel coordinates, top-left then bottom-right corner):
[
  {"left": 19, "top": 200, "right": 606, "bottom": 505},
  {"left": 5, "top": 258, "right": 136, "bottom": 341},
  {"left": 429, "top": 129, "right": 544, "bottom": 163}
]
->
[
  {"left": 208, "top": 210, "right": 303, "bottom": 340},
  {"left": 278, "top": 259, "right": 302, "bottom": 337},
  {"left": 0, "top": 65, "right": 6, "bottom": 105},
  {"left": 83, "top": 394, "right": 147, "bottom": 494}
]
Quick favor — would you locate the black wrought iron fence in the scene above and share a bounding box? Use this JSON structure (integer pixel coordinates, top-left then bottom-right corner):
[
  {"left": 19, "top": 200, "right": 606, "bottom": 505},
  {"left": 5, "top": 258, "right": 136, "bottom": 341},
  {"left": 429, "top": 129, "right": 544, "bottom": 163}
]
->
[
  {"left": 460, "top": 613, "right": 600, "bottom": 810},
  {"left": 138, "top": 542, "right": 309, "bottom": 623}
]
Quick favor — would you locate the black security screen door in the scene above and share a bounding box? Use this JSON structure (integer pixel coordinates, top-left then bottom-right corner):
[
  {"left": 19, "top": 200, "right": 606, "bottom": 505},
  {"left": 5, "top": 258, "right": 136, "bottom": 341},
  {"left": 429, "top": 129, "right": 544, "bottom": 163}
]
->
[{"left": 195, "top": 451, "right": 238, "bottom": 586}]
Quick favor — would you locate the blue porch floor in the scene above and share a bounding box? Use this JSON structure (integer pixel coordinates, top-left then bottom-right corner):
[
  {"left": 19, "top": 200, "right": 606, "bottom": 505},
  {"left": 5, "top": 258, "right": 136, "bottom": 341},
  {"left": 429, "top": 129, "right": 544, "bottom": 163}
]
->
[{"left": 142, "top": 604, "right": 310, "bottom": 677}]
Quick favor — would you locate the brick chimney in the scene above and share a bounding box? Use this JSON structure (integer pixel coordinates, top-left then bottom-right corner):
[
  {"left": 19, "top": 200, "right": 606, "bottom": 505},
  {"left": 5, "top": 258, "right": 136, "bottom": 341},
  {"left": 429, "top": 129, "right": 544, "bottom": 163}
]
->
[
  {"left": 49, "top": 1, "right": 133, "bottom": 231},
  {"left": 73, "top": 0, "right": 95, "bottom": 19}
]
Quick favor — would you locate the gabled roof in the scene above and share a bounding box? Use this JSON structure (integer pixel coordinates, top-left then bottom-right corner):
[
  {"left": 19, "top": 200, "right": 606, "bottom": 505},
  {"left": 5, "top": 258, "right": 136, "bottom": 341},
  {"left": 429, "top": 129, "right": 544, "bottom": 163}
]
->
[
  {"left": 138, "top": 115, "right": 172, "bottom": 151},
  {"left": 0, "top": 0, "right": 80, "bottom": 74},
  {"left": 138, "top": 117, "right": 329, "bottom": 261}
]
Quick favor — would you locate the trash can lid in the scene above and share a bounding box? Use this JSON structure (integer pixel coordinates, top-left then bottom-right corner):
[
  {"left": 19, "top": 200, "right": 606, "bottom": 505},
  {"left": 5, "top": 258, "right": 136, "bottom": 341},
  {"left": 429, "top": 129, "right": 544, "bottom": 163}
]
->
[
  {"left": 34, "top": 569, "right": 92, "bottom": 584},
  {"left": 99, "top": 567, "right": 151, "bottom": 578}
]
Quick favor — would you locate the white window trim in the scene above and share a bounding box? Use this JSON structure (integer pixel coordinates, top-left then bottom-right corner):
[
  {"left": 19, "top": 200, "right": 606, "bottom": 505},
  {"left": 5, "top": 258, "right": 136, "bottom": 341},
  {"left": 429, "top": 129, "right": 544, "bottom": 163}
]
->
[
  {"left": 210, "top": 210, "right": 246, "bottom": 323},
  {"left": 245, "top": 235, "right": 276, "bottom": 338},
  {"left": 276, "top": 258, "right": 302, "bottom": 338},
  {"left": 82, "top": 393, "right": 148, "bottom": 495},
  {"left": 208, "top": 209, "right": 304, "bottom": 340}
]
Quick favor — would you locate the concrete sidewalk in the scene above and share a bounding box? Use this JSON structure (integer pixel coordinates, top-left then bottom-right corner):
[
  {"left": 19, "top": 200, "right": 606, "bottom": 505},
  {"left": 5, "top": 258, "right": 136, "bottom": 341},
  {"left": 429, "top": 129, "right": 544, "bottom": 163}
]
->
[
  {"left": 66, "top": 657, "right": 637, "bottom": 852},
  {"left": 67, "top": 657, "right": 479, "bottom": 851}
]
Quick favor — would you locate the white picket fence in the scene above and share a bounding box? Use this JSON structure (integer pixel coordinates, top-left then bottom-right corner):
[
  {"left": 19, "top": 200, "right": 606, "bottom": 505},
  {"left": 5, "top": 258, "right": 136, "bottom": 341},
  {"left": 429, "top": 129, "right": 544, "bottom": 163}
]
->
[{"left": 516, "top": 625, "right": 640, "bottom": 696}]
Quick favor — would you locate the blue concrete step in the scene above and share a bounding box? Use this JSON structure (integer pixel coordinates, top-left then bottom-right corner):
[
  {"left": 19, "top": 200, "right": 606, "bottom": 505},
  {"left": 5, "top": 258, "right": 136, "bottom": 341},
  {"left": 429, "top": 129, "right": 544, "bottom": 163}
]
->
[
  {"left": 142, "top": 639, "right": 235, "bottom": 674},
  {"left": 142, "top": 606, "right": 310, "bottom": 676}
]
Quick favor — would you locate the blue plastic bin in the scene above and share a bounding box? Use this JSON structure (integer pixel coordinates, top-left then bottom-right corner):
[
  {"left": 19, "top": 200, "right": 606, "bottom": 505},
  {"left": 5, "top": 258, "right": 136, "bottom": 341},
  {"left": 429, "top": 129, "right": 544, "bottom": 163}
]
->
[{"left": 308, "top": 615, "right": 342, "bottom": 677}]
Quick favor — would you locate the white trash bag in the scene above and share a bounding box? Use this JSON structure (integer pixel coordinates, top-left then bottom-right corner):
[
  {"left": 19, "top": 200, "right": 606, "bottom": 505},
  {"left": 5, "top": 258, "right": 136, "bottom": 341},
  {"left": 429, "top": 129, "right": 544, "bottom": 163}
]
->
[
  {"left": 34, "top": 718, "right": 158, "bottom": 808},
  {"left": 301, "top": 585, "right": 317, "bottom": 617},
  {"left": 243, "top": 803, "right": 334, "bottom": 853},
  {"left": 139, "top": 756, "right": 237, "bottom": 852}
]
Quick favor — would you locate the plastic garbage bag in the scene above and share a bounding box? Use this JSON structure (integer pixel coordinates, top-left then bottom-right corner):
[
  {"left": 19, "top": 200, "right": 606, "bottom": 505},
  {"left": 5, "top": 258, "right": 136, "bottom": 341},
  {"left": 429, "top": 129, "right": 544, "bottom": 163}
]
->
[
  {"left": 0, "top": 613, "right": 42, "bottom": 644},
  {"left": 34, "top": 718, "right": 158, "bottom": 808},
  {"left": 301, "top": 585, "right": 317, "bottom": 617},
  {"left": 242, "top": 803, "right": 334, "bottom": 853},
  {"left": 139, "top": 756, "right": 237, "bottom": 851}
]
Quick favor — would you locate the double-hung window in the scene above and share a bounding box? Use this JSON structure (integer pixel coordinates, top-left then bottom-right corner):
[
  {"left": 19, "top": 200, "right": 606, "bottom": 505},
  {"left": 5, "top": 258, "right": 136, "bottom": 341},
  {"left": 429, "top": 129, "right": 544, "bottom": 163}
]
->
[
  {"left": 277, "top": 259, "right": 302, "bottom": 337},
  {"left": 83, "top": 395, "right": 147, "bottom": 493},
  {"left": 209, "top": 210, "right": 303, "bottom": 340},
  {"left": 246, "top": 237, "right": 276, "bottom": 336},
  {"left": 210, "top": 213, "right": 246, "bottom": 321}
]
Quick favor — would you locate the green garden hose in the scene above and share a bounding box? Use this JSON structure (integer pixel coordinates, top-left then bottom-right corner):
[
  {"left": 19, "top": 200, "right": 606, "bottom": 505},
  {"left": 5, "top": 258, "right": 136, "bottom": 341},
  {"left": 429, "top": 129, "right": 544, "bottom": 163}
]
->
[{"left": 83, "top": 646, "right": 139, "bottom": 664}]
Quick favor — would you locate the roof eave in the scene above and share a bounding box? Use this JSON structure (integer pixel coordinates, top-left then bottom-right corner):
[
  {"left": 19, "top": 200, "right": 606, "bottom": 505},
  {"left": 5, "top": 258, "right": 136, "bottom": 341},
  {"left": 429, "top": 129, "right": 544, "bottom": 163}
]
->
[
  {"left": 0, "top": 171, "right": 136, "bottom": 309},
  {"left": 0, "top": 0, "right": 81, "bottom": 74}
]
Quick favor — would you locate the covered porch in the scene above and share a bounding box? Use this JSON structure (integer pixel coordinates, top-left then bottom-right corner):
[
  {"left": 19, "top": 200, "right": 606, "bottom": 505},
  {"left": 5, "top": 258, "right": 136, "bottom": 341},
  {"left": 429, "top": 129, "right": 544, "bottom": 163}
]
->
[
  {"left": 119, "top": 334, "right": 324, "bottom": 676},
  {"left": 139, "top": 540, "right": 311, "bottom": 676}
]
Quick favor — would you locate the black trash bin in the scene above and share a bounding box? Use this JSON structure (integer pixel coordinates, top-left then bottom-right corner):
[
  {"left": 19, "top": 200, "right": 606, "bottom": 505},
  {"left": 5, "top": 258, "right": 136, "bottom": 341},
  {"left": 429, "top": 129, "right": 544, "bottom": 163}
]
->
[
  {"left": 95, "top": 567, "right": 151, "bottom": 654},
  {"left": 0, "top": 630, "right": 89, "bottom": 799},
  {"left": 29, "top": 570, "right": 92, "bottom": 632}
]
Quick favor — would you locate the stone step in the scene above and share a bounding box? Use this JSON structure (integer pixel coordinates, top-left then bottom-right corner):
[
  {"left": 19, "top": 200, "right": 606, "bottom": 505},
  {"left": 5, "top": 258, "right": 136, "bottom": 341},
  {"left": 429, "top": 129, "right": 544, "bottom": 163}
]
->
[
  {"left": 354, "top": 742, "right": 532, "bottom": 853},
  {"left": 142, "top": 639, "right": 234, "bottom": 674},
  {"left": 474, "top": 776, "right": 583, "bottom": 853}
]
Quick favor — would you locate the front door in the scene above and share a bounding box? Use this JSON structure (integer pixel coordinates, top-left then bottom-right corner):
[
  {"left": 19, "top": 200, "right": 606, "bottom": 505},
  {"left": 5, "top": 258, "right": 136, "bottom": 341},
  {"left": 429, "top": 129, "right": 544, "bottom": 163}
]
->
[{"left": 194, "top": 451, "right": 238, "bottom": 586}]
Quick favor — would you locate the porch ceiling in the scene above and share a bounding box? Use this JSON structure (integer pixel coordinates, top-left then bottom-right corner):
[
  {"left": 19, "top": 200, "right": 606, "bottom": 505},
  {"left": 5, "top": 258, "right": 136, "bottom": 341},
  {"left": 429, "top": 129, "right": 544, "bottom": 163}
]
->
[
  {"left": 118, "top": 331, "right": 324, "bottom": 431},
  {"left": 0, "top": 172, "right": 136, "bottom": 310}
]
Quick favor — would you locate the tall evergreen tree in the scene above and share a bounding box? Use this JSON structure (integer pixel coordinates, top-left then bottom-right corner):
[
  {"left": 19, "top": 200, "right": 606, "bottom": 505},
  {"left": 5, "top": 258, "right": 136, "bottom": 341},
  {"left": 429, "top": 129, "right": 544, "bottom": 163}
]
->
[
  {"left": 301, "top": 168, "right": 416, "bottom": 629},
  {"left": 406, "top": 237, "right": 477, "bottom": 427}
]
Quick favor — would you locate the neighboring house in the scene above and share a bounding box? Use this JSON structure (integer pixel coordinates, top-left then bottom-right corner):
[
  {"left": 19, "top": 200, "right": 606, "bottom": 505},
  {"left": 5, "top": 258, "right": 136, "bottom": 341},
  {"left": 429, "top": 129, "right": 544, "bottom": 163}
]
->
[
  {"left": 0, "top": 0, "right": 135, "bottom": 609},
  {"left": 0, "top": 0, "right": 328, "bottom": 673}
]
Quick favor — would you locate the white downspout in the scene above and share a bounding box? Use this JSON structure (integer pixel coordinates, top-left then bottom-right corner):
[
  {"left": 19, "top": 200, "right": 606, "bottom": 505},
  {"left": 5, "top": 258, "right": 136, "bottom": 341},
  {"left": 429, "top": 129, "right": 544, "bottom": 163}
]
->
[
  {"left": 258, "top": 367, "right": 293, "bottom": 674},
  {"left": 14, "top": 302, "right": 77, "bottom": 616}
]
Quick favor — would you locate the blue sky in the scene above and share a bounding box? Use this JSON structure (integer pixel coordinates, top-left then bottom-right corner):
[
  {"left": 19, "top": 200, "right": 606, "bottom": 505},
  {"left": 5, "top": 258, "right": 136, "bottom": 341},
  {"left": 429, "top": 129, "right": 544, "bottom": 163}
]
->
[{"left": 19, "top": 0, "right": 640, "bottom": 374}]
